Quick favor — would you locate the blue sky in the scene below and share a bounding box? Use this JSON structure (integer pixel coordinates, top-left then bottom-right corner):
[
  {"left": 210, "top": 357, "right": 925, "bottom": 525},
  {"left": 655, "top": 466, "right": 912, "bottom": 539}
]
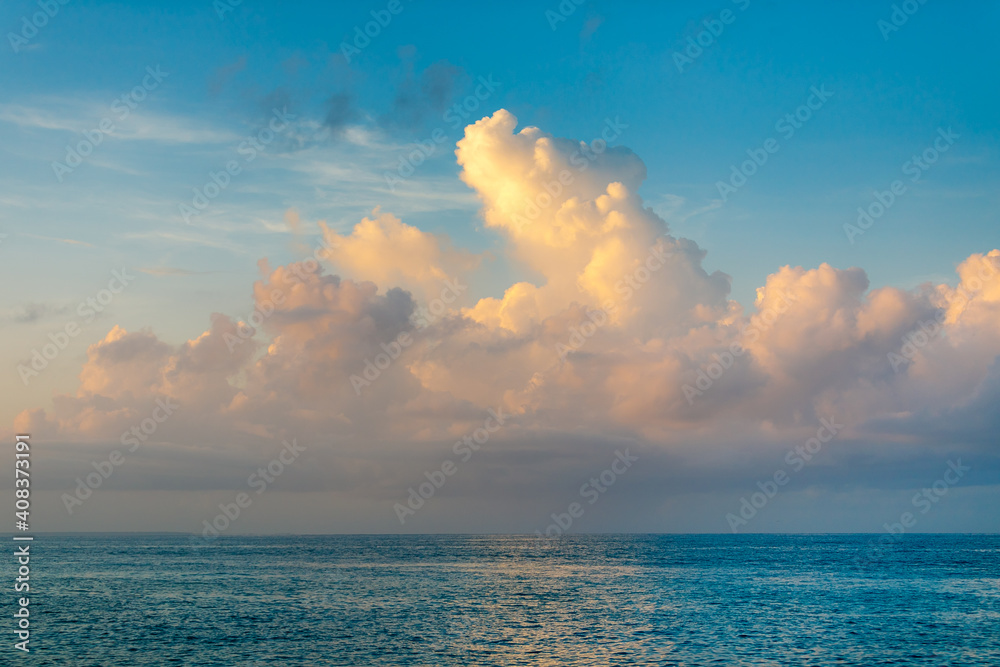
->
[
  {"left": 2, "top": 0, "right": 999, "bottom": 533},
  {"left": 4, "top": 1, "right": 997, "bottom": 306}
]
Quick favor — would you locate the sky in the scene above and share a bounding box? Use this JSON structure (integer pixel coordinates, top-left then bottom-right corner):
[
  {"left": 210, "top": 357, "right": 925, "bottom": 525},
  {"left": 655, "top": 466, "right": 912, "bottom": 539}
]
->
[{"left": 1, "top": 0, "right": 998, "bottom": 535}]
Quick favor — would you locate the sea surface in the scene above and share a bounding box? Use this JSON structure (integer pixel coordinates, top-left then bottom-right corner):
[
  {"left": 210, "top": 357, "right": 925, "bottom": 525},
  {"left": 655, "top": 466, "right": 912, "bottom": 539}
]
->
[{"left": 21, "top": 534, "right": 1000, "bottom": 665}]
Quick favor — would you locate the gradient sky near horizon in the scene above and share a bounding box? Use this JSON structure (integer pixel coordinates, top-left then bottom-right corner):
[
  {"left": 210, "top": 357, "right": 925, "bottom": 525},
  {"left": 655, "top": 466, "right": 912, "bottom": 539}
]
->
[{"left": 2, "top": 0, "right": 999, "bottom": 534}]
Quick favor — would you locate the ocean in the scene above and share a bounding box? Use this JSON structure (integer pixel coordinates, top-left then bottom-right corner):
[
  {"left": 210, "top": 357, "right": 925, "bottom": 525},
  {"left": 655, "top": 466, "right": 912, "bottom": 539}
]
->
[{"left": 24, "top": 534, "right": 1000, "bottom": 665}]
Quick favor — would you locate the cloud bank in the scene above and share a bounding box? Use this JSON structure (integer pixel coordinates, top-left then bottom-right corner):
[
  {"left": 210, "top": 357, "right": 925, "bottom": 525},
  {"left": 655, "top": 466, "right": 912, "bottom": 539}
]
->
[{"left": 15, "top": 110, "right": 1000, "bottom": 532}]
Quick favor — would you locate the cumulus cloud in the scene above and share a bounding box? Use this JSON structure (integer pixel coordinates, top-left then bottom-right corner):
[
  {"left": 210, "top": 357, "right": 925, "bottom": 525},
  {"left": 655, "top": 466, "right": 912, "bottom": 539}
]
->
[
  {"left": 319, "top": 209, "right": 480, "bottom": 302},
  {"left": 456, "top": 109, "right": 731, "bottom": 337},
  {"left": 11, "top": 111, "right": 1000, "bottom": 530}
]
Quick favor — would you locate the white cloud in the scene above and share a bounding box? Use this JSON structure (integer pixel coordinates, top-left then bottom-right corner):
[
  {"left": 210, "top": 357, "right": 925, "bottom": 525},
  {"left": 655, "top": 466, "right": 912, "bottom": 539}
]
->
[{"left": 10, "top": 111, "right": 1000, "bottom": 532}]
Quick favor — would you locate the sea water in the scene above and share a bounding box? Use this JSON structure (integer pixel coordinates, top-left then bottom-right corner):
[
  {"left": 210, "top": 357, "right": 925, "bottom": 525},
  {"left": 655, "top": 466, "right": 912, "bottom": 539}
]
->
[{"left": 26, "top": 533, "right": 1000, "bottom": 665}]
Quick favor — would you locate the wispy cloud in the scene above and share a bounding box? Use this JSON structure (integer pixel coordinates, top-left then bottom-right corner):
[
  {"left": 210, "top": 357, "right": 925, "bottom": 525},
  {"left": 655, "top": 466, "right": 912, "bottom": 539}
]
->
[
  {"left": 19, "top": 232, "right": 95, "bottom": 247},
  {"left": 0, "top": 102, "right": 238, "bottom": 144},
  {"left": 138, "top": 267, "right": 217, "bottom": 276},
  {"left": 122, "top": 230, "right": 249, "bottom": 254},
  {"left": 9, "top": 302, "right": 64, "bottom": 323},
  {"left": 0, "top": 104, "right": 83, "bottom": 131}
]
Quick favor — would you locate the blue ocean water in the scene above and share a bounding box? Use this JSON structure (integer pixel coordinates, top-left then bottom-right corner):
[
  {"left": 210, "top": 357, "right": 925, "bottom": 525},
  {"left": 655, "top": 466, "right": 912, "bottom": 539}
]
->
[{"left": 21, "top": 534, "right": 1000, "bottom": 665}]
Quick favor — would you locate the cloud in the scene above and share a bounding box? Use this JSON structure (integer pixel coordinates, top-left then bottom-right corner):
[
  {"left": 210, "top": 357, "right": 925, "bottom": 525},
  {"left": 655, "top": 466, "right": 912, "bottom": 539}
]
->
[
  {"left": 209, "top": 55, "right": 248, "bottom": 96},
  {"left": 10, "top": 302, "right": 57, "bottom": 323},
  {"left": 319, "top": 209, "right": 480, "bottom": 302},
  {"left": 20, "top": 232, "right": 94, "bottom": 247},
  {"left": 419, "top": 60, "right": 467, "bottom": 113},
  {"left": 11, "top": 111, "right": 1000, "bottom": 530},
  {"left": 0, "top": 103, "right": 237, "bottom": 144},
  {"left": 455, "top": 109, "right": 731, "bottom": 336},
  {"left": 580, "top": 15, "right": 604, "bottom": 43},
  {"left": 324, "top": 91, "right": 358, "bottom": 133},
  {"left": 138, "top": 267, "right": 215, "bottom": 277},
  {"left": 383, "top": 59, "right": 468, "bottom": 129}
]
